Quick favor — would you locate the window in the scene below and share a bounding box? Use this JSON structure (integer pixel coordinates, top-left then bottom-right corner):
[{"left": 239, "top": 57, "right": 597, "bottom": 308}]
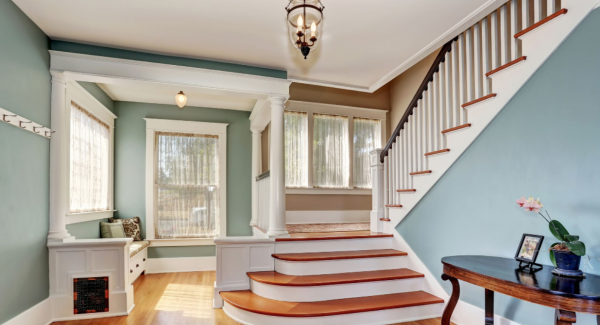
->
[
  {"left": 313, "top": 114, "right": 349, "bottom": 188},
  {"left": 353, "top": 118, "right": 381, "bottom": 189},
  {"left": 155, "top": 132, "right": 220, "bottom": 238},
  {"left": 145, "top": 119, "right": 227, "bottom": 244},
  {"left": 284, "top": 111, "right": 308, "bottom": 188},
  {"left": 70, "top": 102, "right": 110, "bottom": 213}
]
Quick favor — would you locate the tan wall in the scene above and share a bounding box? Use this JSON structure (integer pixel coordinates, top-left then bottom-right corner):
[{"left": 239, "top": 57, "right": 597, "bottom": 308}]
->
[
  {"left": 286, "top": 195, "right": 371, "bottom": 211},
  {"left": 289, "top": 83, "right": 391, "bottom": 111},
  {"left": 388, "top": 49, "right": 440, "bottom": 136}
]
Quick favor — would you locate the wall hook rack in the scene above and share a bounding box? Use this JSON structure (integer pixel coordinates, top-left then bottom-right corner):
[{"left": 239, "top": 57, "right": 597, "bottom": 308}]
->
[{"left": 0, "top": 107, "right": 53, "bottom": 139}]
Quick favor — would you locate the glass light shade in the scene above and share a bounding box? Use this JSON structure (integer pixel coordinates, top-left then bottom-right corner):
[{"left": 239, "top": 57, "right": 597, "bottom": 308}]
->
[
  {"left": 175, "top": 91, "right": 187, "bottom": 108},
  {"left": 286, "top": 0, "right": 324, "bottom": 51}
]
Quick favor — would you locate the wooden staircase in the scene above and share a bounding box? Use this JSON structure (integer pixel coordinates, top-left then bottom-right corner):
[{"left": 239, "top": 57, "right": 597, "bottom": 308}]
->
[{"left": 219, "top": 231, "right": 445, "bottom": 325}]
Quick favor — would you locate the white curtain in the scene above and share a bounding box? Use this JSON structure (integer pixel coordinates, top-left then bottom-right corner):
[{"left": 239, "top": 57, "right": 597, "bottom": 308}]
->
[
  {"left": 313, "top": 114, "right": 349, "bottom": 188},
  {"left": 284, "top": 111, "right": 308, "bottom": 188},
  {"left": 155, "top": 132, "right": 220, "bottom": 239},
  {"left": 353, "top": 118, "right": 381, "bottom": 189},
  {"left": 70, "top": 102, "right": 110, "bottom": 213}
]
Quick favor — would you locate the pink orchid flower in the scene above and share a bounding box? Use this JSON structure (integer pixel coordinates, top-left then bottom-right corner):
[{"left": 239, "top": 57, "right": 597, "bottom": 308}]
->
[
  {"left": 523, "top": 197, "right": 543, "bottom": 213},
  {"left": 516, "top": 196, "right": 527, "bottom": 207}
]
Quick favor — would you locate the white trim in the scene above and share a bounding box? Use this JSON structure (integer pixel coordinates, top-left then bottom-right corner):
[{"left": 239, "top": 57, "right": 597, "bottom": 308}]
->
[
  {"left": 144, "top": 118, "right": 228, "bottom": 241},
  {"left": 146, "top": 256, "right": 216, "bottom": 273},
  {"left": 66, "top": 210, "right": 117, "bottom": 224},
  {"left": 286, "top": 188, "right": 371, "bottom": 195},
  {"left": 149, "top": 238, "right": 215, "bottom": 247},
  {"left": 285, "top": 210, "right": 370, "bottom": 224},
  {"left": 287, "top": 76, "right": 372, "bottom": 93},
  {"left": 286, "top": 100, "right": 388, "bottom": 120},
  {"left": 2, "top": 298, "right": 52, "bottom": 325}
]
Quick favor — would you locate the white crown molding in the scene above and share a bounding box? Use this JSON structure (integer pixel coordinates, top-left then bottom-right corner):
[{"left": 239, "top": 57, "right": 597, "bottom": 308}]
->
[{"left": 287, "top": 76, "right": 372, "bottom": 93}]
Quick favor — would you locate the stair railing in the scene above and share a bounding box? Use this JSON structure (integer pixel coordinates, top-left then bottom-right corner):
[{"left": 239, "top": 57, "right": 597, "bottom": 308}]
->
[{"left": 376, "top": 0, "right": 564, "bottom": 220}]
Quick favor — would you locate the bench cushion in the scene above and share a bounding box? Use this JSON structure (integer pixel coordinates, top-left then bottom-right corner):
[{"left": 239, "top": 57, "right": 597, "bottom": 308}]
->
[{"left": 130, "top": 240, "right": 150, "bottom": 258}]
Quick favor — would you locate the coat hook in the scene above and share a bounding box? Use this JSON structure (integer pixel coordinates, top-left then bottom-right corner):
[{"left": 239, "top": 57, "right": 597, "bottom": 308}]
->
[
  {"left": 33, "top": 126, "right": 44, "bottom": 134},
  {"left": 2, "top": 114, "right": 16, "bottom": 123},
  {"left": 19, "top": 120, "right": 32, "bottom": 128},
  {"left": 45, "top": 130, "right": 56, "bottom": 138}
]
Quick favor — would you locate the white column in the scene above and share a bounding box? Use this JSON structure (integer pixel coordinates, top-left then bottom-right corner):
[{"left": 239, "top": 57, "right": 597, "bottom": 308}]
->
[
  {"left": 267, "top": 96, "right": 289, "bottom": 238},
  {"left": 48, "top": 71, "right": 72, "bottom": 242},
  {"left": 250, "top": 128, "right": 262, "bottom": 227},
  {"left": 370, "top": 149, "right": 384, "bottom": 233}
]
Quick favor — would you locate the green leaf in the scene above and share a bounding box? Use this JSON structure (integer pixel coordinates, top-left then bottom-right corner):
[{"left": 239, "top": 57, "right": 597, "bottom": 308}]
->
[
  {"left": 564, "top": 235, "right": 579, "bottom": 242},
  {"left": 549, "top": 220, "right": 570, "bottom": 242},
  {"left": 549, "top": 242, "right": 560, "bottom": 266},
  {"left": 565, "top": 241, "right": 586, "bottom": 256}
]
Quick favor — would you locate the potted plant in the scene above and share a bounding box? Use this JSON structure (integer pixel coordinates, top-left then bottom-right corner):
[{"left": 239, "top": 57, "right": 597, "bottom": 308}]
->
[{"left": 516, "top": 197, "right": 586, "bottom": 278}]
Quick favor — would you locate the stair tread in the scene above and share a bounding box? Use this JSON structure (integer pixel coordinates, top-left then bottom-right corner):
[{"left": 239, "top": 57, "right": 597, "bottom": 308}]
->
[
  {"left": 396, "top": 189, "right": 417, "bottom": 192},
  {"left": 515, "top": 8, "right": 568, "bottom": 39},
  {"left": 247, "top": 269, "right": 424, "bottom": 286},
  {"left": 272, "top": 249, "right": 407, "bottom": 261},
  {"left": 486, "top": 56, "right": 526, "bottom": 77},
  {"left": 462, "top": 93, "right": 497, "bottom": 108},
  {"left": 442, "top": 123, "right": 472, "bottom": 134},
  {"left": 220, "top": 290, "right": 444, "bottom": 317},
  {"left": 276, "top": 231, "right": 392, "bottom": 242}
]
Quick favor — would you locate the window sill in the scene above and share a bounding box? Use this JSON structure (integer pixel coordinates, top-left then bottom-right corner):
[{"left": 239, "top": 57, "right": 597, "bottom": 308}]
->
[
  {"left": 66, "top": 210, "right": 116, "bottom": 224},
  {"left": 149, "top": 238, "right": 215, "bottom": 247},
  {"left": 286, "top": 188, "right": 371, "bottom": 195}
]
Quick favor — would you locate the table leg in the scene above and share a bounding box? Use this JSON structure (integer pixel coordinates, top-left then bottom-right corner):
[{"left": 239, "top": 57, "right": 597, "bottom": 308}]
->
[
  {"left": 441, "top": 274, "right": 460, "bottom": 325},
  {"left": 555, "top": 309, "right": 576, "bottom": 325},
  {"left": 485, "top": 289, "right": 494, "bottom": 325}
]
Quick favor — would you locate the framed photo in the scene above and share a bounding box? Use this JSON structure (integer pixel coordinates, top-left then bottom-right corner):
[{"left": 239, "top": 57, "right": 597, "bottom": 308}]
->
[{"left": 515, "top": 233, "right": 544, "bottom": 264}]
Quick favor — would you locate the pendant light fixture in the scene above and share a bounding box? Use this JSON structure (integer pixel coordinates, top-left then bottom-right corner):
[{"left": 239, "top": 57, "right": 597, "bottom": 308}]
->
[
  {"left": 286, "top": 0, "right": 324, "bottom": 59},
  {"left": 175, "top": 91, "right": 187, "bottom": 108}
]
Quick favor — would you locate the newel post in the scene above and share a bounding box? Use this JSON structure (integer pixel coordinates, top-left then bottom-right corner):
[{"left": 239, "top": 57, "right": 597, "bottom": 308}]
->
[
  {"left": 267, "top": 96, "right": 290, "bottom": 238},
  {"left": 370, "top": 149, "right": 384, "bottom": 233}
]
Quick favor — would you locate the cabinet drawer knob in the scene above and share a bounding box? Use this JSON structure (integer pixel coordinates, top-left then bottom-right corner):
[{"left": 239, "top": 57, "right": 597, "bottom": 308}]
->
[
  {"left": 143, "top": 258, "right": 146, "bottom": 262},
  {"left": 130, "top": 269, "right": 133, "bottom": 273},
  {"left": 136, "top": 264, "right": 139, "bottom": 268}
]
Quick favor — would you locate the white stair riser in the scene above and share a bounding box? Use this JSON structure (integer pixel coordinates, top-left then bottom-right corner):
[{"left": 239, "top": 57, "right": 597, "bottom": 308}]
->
[
  {"left": 275, "top": 256, "right": 407, "bottom": 276},
  {"left": 223, "top": 301, "right": 443, "bottom": 325},
  {"left": 275, "top": 237, "right": 393, "bottom": 254},
  {"left": 250, "top": 278, "right": 424, "bottom": 302}
]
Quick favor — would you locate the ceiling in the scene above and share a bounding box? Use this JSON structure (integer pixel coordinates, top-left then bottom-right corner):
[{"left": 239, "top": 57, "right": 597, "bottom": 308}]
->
[{"left": 15, "top": 0, "right": 495, "bottom": 92}]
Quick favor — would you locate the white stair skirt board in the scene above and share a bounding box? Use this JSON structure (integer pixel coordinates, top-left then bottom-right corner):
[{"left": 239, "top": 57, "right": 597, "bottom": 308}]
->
[
  {"left": 274, "top": 256, "right": 407, "bottom": 276},
  {"left": 250, "top": 278, "right": 424, "bottom": 302},
  {"left": 275, "top": 237, "right": 393, "bottom": 254},
  {"left": 286, "top": 210, "right": 370, "bottom": 224},
  {"left": 223, "top": 301, "right": 443, "bottom": 325},
  {"left": 146, "top": 256, "right": 216, "bottom": 274},
  {"left": 2, "top": 298, "right": 52, "bottom": 325}
]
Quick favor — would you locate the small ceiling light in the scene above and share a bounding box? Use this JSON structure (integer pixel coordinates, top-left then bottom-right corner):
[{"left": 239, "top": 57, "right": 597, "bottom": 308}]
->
[
  {"left": 286, "top": 0, "right": 325, "bottom": 60},
  {"left": 175, "top": 91, "right": 187, "bottom": 108}
]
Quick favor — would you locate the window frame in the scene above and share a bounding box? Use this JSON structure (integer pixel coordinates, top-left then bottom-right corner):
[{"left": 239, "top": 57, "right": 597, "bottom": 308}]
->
[
  {"left": 284, "top": 100, "right": 387, "bottom": 195},
  {"left": 145, "top": 118, "right": 228, "bottom": 246},
  {"left": 64, "top": 81, "right": 116, "bottom": 225}
]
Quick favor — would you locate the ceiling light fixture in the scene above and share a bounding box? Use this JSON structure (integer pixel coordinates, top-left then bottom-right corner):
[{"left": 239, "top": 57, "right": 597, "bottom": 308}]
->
[
  {"left": 175, "top": 91, "right": 187, "bottom": 108},
  {"left": 286, "top": 0, "right": 324, "bottom": 60}
]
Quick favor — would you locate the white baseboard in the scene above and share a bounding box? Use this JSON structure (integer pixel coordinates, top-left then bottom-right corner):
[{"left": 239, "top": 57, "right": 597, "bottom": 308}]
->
[
  {"left": 286, "top": 210, "right": 370, "bottom": 224},
  {"left": 2, "top": 298, "right": 52, "bottom": 325},
  {"left": 146, "top": 256, "right": 216, "bottom": 274}
]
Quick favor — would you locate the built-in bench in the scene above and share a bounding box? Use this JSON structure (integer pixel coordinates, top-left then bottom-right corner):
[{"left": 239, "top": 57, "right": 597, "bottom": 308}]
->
[{"left": 128, "top": 240, "right": 150, "bottom": 284}]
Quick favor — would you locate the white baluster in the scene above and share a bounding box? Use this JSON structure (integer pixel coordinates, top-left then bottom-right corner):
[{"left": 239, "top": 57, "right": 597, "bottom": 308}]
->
[
  {"left": 422, "top": 89, "right": 430, "bottom": 159},
  {"left": 465, "top": 28, "right": 473, "bottom": 104},
  {"left": 444, "top": 51, "right": 453, "bottom": 131},
  {"left": 547, "top": 0, "right": 556, "bottom": 16},
  {"left": 438, "top": 62, "right": 446, "bottom": 149},
  {"left": 473, "top": 22, "right": 482, "bottom": 100},
  {"left": 395, "top": 135, "right": 400, "bottom": 201},
  {"left": 491, "top": 11, "right": 499, "bottom": 70},
  {"left": 523, "top": 0, "right": 531, "bottom": 30},
  {"left": 415, "top": 101, "right": 422, "bottom": 171},
  {"left": 534, "top": 0, "right": 543, "bottom": 23},
  {"left": 481, "top": 17, "right": 491, "bottom": 95},
  {"left": 431, "top": 77, "right": 438, "bottom": 151},
  {"left": 458, "top": 34, "right": 466, "bottom": 125},
  {"left": 500, "top": 4, "right": 509, "bottom": 65},
  {"left": 383, "top": 157, "right": 388, "bottom": 216},
  {"left": 451, "top": 41, "right": 460, "bottom": 127},
  {"left": 511, "top": 0, "right": 519, "bottom": 59},
  {"left": 398, "top": 130, "right": 404, "bottom": 190},
  {"left": 406, "top": 119, "right": 412, "bottom": 188},
  {"left": 390, "top": 146, "right": 395, "bottom": 204},
  {"left": 411, "top": 110, "right": 418, "bottom": 173},
  {"left": 401, "top": 129, "right": 407, "bottom": 189}
]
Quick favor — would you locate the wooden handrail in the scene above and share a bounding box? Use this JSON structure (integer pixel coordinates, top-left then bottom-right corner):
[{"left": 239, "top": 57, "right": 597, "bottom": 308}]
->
[{"left": 380, "top": 37, "right": 457, "bottom": 163}]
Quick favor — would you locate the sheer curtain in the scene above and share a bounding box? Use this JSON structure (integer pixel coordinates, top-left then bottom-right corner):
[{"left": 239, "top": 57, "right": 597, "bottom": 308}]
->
[
  {"left": 313, "top": 114, "right": 349, "bottom": 188},
  {"left": 284, "top": 111, "right": 308, "bottom": 188},
  {"left": 353, "top": 118, "right": 381, "bottom": 189},
  {"left": 70, "top": 102, "right": 110, "bottom": 213},
  {"left": 155, "top": 132, "right": 220, "bottom": 238}
]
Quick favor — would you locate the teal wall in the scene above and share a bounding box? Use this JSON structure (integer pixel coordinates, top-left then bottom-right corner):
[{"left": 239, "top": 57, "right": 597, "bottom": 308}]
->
[
  {"left": 0, "top": 0, "right": 51, "bottom": 323},
  {"left": 77, "top": 81, "right": 115, "bottom": 113},
  {"left": 66, "top": 219, "right": 108, "bottom": 239},
  {"left": 51, "top": 41, "right": 287, "bottom": 79},
  {"left": 397, "top": 9, "right": 600, "bottom": 325},
  {"left": 114, "top": 102, "right": 253, "bottom": 258}
]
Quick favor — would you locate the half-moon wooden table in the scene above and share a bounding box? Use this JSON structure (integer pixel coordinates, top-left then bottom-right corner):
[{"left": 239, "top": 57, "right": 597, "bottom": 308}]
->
[{"left": 441, "top": 256, "right": 600, "bottom": 325}]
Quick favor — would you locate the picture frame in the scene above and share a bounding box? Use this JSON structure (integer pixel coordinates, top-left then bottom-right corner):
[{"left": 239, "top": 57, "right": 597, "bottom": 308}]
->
[{"left": 515, "top": 233, "right": 544, "bottom": 270}]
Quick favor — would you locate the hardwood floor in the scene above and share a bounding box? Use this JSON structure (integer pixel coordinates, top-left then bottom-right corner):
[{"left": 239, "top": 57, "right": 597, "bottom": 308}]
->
[{"left": 52, "top": 271, "right": 447, "bottom": 325}]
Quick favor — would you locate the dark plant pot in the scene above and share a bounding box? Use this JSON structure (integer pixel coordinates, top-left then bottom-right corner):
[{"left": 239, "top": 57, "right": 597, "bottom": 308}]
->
[{"left": 552, "top": 250, "right": 585, "bottom": 278}]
